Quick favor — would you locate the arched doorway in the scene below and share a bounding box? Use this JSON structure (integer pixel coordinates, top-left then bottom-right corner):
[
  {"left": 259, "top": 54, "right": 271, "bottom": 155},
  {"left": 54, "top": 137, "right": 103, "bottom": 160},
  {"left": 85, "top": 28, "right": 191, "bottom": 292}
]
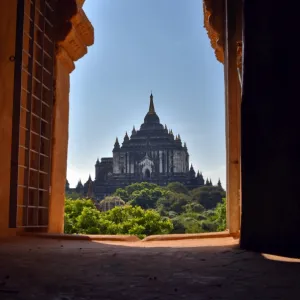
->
[{"left": 144, "top": 168, "right": 151, "bottom": 179}]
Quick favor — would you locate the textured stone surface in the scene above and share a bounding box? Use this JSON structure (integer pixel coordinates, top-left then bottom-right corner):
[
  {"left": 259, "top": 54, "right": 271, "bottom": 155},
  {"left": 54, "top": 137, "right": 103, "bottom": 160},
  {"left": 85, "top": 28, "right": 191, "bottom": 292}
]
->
[{"left": 0, "top": 237, "right": 299, "bottom": 299}]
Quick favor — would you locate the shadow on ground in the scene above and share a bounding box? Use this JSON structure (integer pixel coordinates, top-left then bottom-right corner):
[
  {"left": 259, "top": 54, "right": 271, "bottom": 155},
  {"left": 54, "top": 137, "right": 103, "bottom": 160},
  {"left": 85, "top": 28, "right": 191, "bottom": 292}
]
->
[{"left": 0, "top": 237, "right": 299, "bottom": 299}]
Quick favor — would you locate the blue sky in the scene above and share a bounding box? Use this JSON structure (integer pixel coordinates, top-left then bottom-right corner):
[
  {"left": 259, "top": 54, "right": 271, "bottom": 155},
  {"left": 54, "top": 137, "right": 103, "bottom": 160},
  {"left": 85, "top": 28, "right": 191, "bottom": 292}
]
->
[{"left": 67, "top": 0, "right": 226, "bottom": 188}]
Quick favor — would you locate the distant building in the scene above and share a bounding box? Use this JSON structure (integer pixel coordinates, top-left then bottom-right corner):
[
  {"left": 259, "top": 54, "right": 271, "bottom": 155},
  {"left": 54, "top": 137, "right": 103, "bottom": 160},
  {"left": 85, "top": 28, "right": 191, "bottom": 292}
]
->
[{"left": 67, "top": 93, "right": 209, "bottom": 200}]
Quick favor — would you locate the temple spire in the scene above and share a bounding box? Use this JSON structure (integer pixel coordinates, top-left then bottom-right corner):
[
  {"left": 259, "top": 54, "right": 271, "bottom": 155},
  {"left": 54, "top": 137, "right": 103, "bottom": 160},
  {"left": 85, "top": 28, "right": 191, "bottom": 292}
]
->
[
  {"left": 114, "top": 137, "right": 120, "bottom": 148},
  {"left": 132, "top": 125, "right": 136, "bottom": 135},
  {"left": 123, "top": 131, "right": 129, "bottom": 143},
  {"left": 149, "top": 92, "right": 155, "bottom": 114}
]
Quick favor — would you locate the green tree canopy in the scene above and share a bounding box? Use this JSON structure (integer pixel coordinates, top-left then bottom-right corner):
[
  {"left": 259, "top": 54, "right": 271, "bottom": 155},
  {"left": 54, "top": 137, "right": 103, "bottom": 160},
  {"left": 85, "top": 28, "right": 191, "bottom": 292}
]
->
[
  {"left": 99, "top": 196, "right": 125, "bottom": 211},
  {"left": 190, "top": 186, "right": 225, "bottom": 209},
  {"left": 65, "top": 192, "right": 84, "bottom": 200},
  {"left": 166, "top": 182, "right": 190, "bottom": 195},
  {"left": 64, "top": 198, "right": 173, "bottom": 239},
  {"left": 64, "top": 198, "right": 100, "bottom": 234},
  {"left": 156, "top": 191, "right": 191, "bottom": 215}
]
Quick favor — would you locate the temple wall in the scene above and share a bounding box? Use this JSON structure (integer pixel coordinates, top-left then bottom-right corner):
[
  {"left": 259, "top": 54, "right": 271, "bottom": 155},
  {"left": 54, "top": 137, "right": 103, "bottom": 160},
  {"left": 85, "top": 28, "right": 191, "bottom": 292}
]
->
[
  {"left": 173, "top": 150, "right": 182, "bottom": 173},
  {"left": 113, "top": 152, "right": 120, "bottom": 174}
]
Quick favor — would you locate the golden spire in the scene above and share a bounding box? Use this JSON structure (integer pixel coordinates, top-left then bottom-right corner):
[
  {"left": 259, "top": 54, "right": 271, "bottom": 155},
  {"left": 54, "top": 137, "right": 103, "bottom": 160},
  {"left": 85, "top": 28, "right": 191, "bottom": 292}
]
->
[{"left": 149, "top": 92, "right": 155, "bottom": 114}]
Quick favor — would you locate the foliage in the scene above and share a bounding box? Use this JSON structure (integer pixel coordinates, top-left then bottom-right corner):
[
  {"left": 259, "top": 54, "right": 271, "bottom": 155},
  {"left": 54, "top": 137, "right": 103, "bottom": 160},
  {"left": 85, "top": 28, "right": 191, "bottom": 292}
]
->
[
  {"left": 215, "top": 198, "right": 226, "bottom": 231},
  {"left": 65, "top": 191, "right": 83, "bottom": 200},
  {"left": 64, "top": 198, "right": 100, "bottom": 234},
  {"left": 190, "top": 186, "right": 225, "bottom": 209},
  {"left": 64, "top": 198, "right": 173, "bottom": 238},
  {"left": 97, "top": 205, "right": 173, "bottom": 238},
  {"left": 156, "top": 191, "right": 191, "bottom": 215},
  {"left": 205, "top": 198, "right": 227, "bottom": 231},
  {"left": 128, "top": 188, "right": 164, "bottom": 209},
  {"left": 99, "top": 196, "right": 125, "bottom": 212},
  {"left": 166, "top": 182, "right": 189, "bottom": 195},
  {"left": 114, "top": 188, "right": 130, "bottom": 202},
  {"left": 65, "top": 182, "right": 227, "bottom": 237}
]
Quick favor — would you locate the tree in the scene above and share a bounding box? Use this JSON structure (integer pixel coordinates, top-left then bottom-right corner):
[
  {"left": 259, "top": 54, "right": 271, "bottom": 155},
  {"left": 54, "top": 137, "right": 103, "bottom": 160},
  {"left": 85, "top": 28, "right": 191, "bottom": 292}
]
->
[
  {"left": 172, "top": 212, "right": 204, "bottom": 234},
  {"left": 64, "top": 198, "right": 173, "bottom": 239},
  {"left": 184, "top": 202, "right": 204, "bottom": 213},
  {"left": 190, "top": 186, "right": 225, "bottom": 209},
  {"left": 76, "top": 207, "right": 102, "bottom": 234},
  {"left": 203, "top": 198, "right": 227, "bottom": 232},
  {"left": 166, "top": 182, "right": 189, "bottom": 195},
  {"left": 98, "top": 205, "right": 173, "bottom": 239},
  {"left": 99, "top": 196, "right": 125, "bottom": 212},
  {"left": 217, "top": 178, "right": 223, "bottom": 189},
  {"left": 64, "top": 198, "right": 100, "bottom": 234},
  {"left": 65, "top": 198, "right": 96, "bottom": 219},
  {"left": 114, "top": 188, "right": 129, "bottom": 202},
  {"left": 129, "top": 189, "right": 153, "bottom": 209},
  {"left": 65, "top": 192, "right": 83, "bottom": 200},
  {"left": 214, "top": 198, "right": 227, "bottom": 231},
  {"left": 125, "top": 182, "right": 159, "bottom": 195},
  {"left": 156, "top": 191, "right": 191, "bottom": 215}
]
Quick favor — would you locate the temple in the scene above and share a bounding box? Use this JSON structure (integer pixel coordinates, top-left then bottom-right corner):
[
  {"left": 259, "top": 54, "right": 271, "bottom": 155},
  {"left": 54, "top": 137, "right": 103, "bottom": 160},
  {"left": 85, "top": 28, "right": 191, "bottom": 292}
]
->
[{"left": 68, "top": 93, "right": 206, "bottom": 199}]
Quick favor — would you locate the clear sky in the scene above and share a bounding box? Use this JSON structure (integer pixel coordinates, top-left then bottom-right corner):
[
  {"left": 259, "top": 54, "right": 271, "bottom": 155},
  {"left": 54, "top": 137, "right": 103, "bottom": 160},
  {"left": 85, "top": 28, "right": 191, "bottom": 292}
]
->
[{"left": 67, "top": 0, "right": 226, "bottom": 188}]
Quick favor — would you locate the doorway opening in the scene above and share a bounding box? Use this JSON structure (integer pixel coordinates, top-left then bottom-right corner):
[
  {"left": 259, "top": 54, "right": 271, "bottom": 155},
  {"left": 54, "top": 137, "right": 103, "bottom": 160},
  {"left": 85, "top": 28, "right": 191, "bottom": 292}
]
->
[
  {"left": 63, "top": 0, "right": 244, "bottom": 239},
  {"left": 144, "top": 169, "right": 151, "bottom": 180}
]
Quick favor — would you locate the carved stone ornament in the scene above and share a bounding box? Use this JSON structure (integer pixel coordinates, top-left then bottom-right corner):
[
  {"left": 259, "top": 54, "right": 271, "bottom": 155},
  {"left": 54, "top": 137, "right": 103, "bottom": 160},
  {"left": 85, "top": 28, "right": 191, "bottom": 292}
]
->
[{"left": 56, "top": 0, "right": 94, "bottom": 73}]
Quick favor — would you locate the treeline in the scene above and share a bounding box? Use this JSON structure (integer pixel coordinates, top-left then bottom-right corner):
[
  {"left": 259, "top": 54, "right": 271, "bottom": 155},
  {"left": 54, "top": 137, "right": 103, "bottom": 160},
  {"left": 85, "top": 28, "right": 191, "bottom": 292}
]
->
[{"left": 64, "top": 182, "right": 226, "bottom": 238}]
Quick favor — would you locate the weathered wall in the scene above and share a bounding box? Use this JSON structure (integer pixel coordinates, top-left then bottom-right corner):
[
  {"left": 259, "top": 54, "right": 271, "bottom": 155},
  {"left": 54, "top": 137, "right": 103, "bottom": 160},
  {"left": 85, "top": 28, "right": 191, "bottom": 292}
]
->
[
  {"left": 240, "top": 0, "right": 300, "bottom": 256},
  {"left": 0, "top": 0, "right": 17, "bottom": 236}
]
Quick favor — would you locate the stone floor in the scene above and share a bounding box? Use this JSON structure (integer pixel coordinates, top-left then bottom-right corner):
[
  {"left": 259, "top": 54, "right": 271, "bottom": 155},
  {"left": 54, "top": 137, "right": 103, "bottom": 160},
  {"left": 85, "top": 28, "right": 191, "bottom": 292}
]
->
[{"left": 0, "top": 237, "right": 300, "bottom": 300}]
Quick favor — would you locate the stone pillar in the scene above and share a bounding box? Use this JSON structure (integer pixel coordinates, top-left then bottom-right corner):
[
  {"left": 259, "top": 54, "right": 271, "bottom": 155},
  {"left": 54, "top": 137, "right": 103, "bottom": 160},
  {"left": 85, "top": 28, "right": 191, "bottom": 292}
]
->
[
  {"left": 130, "top": 158, "right": 134, "bottom": 174},
  {"left": 159, "top": 151, "right": 163, "bottom": 173},
  {"left": 127, "top": 152, "right": 130, "bottom": 174},
  {"left": 0, "top": 0, "right": 17, "bottom": 236},
  {"left": 48, "top": 48, "right": 73, "bottom": 233},
  {"left": 48, "top": 2, "right": 94, "bottom": 233},
  {"left": 224, "top": 0, "right": 241, "bottom": 235},
  {"left": 166, "top": 150, "right": 169, "bottom": 174}
]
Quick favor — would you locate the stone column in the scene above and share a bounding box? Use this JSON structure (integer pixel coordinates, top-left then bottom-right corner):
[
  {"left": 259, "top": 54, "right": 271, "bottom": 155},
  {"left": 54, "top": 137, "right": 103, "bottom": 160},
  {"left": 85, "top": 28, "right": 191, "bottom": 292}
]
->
[
  {"left": 0, "top": 0, "right": 18, "bottom": 236},
  {"left": 224, "top": 0, "right": 241, "bottom": 235},
  {"left": 48, "top": 2, "right": 94, "bottom": 233},
  {"left": 127, "top": 152, "right": 130, "bottom": 174},
  {"left": 48, "top": 48, "right": 73, "bottom": 233},
  {"left": 159, "top": 151, "right": 163, "bottom": 173}
]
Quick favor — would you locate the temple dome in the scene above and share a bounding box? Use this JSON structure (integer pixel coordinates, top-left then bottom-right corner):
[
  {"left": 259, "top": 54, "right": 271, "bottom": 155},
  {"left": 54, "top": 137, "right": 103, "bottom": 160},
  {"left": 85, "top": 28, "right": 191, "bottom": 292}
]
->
[
  {"left": 144, "top": 112, "right": 160, "bottom": 124},
  {"left": 141, "top": 93, "right": 163, "bottom": 130}
]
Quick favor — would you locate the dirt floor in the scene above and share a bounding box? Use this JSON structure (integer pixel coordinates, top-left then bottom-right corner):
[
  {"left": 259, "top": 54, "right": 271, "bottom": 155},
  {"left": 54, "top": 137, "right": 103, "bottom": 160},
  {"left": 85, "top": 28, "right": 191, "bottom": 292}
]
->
[{"left": 0, "top": 237, "right": 300, "bottom": 300}]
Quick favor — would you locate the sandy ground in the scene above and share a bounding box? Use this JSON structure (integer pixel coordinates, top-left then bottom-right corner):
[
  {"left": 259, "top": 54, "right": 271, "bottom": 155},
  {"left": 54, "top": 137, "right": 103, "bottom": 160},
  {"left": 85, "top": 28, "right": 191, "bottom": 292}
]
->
[{"left": 0, "top": 237, "right": 300, "bottom": 300}]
